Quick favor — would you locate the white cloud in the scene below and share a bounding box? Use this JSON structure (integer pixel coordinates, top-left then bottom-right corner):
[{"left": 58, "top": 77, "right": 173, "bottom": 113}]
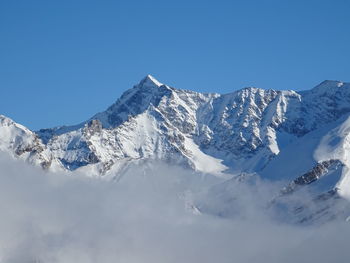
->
[{"left": 0, "top": 153, "right": 350, "bottom": 263}]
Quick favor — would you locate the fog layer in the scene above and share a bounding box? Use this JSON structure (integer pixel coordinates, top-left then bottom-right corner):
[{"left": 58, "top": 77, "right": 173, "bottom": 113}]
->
[{"left": 0, "top": 153, "right": 350, "bottom": 263}]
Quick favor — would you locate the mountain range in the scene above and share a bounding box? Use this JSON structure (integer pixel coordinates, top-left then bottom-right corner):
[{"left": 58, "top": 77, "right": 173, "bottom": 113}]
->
[{"left": 1, "top": 75, "right": 350, "bottom": 223}]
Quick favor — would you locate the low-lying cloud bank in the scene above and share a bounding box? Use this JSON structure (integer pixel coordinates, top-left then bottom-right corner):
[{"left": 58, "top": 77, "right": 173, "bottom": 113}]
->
[{"left": 0, "top": 153, "right": 350, "bottom": 263}]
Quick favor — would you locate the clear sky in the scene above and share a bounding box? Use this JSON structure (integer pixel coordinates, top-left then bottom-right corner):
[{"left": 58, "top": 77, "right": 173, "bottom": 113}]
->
[{"left": 1, "top": 0, "right": 350, "bottom": 130}]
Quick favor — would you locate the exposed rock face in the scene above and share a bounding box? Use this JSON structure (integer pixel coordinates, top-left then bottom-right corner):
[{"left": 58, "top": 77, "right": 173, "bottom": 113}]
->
[{"left": 281, "top": 160, "right": 344, "bottom": 195}]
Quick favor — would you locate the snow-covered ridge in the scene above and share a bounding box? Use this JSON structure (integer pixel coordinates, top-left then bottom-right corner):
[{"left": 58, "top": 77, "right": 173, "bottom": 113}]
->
[
  {"left": 1, "top": 76, "right": 350, "bottom": 183},
  {"left": 0, "top": 115, "right": 52, "bottom": 168}
]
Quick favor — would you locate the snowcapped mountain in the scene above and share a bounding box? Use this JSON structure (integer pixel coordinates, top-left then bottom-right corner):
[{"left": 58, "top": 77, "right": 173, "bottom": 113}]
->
[
  {"left": 0, "top": 115, "right": 58, "bottom": 169},
  {"left": 1, "top": 75, "right": 350, "bottom": 208}
]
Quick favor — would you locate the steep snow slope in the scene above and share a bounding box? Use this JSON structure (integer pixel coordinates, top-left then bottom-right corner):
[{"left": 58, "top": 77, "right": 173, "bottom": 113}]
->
[
  {"left": 314, "top": 116, "right": 350, "bottom": 199},
  {"left": 36, "top": 75, "right": 229, "bottom": 176},
  {"left": 32, "top": 76, "right": 300, "bottom": 175},
  {"left": 259, "top": 114, "right": 350, "bottom": 198}
]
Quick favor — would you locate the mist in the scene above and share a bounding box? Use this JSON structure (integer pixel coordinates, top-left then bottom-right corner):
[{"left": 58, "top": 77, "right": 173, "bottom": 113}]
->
[{"left": 0, "top": 153, "right": 350, "bottom": 263}]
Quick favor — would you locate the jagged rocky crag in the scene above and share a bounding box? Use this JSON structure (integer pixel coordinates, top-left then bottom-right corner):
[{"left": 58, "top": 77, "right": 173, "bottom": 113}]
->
[{"left": 1, "top": 75, "right": 350, "bottom": 219}]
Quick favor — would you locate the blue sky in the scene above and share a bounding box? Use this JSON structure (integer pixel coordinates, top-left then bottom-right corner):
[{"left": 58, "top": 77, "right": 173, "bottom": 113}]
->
[{"left": 1, "top": 0, "right": 350, "bottom": 130}]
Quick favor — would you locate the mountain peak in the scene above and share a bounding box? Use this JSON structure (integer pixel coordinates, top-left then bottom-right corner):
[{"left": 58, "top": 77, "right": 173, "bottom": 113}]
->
[
  {"left": 138, "top": 74, "right": 163, "bottom": 89},
  {"left": 0, "top": 115, "right": 26, "bottom": 130},
  {"left": 320, "top": 79, "right": 344, "bottom": 87},
  {"left": 311, "top": 80, "right": 346, "bottom": 94}
]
